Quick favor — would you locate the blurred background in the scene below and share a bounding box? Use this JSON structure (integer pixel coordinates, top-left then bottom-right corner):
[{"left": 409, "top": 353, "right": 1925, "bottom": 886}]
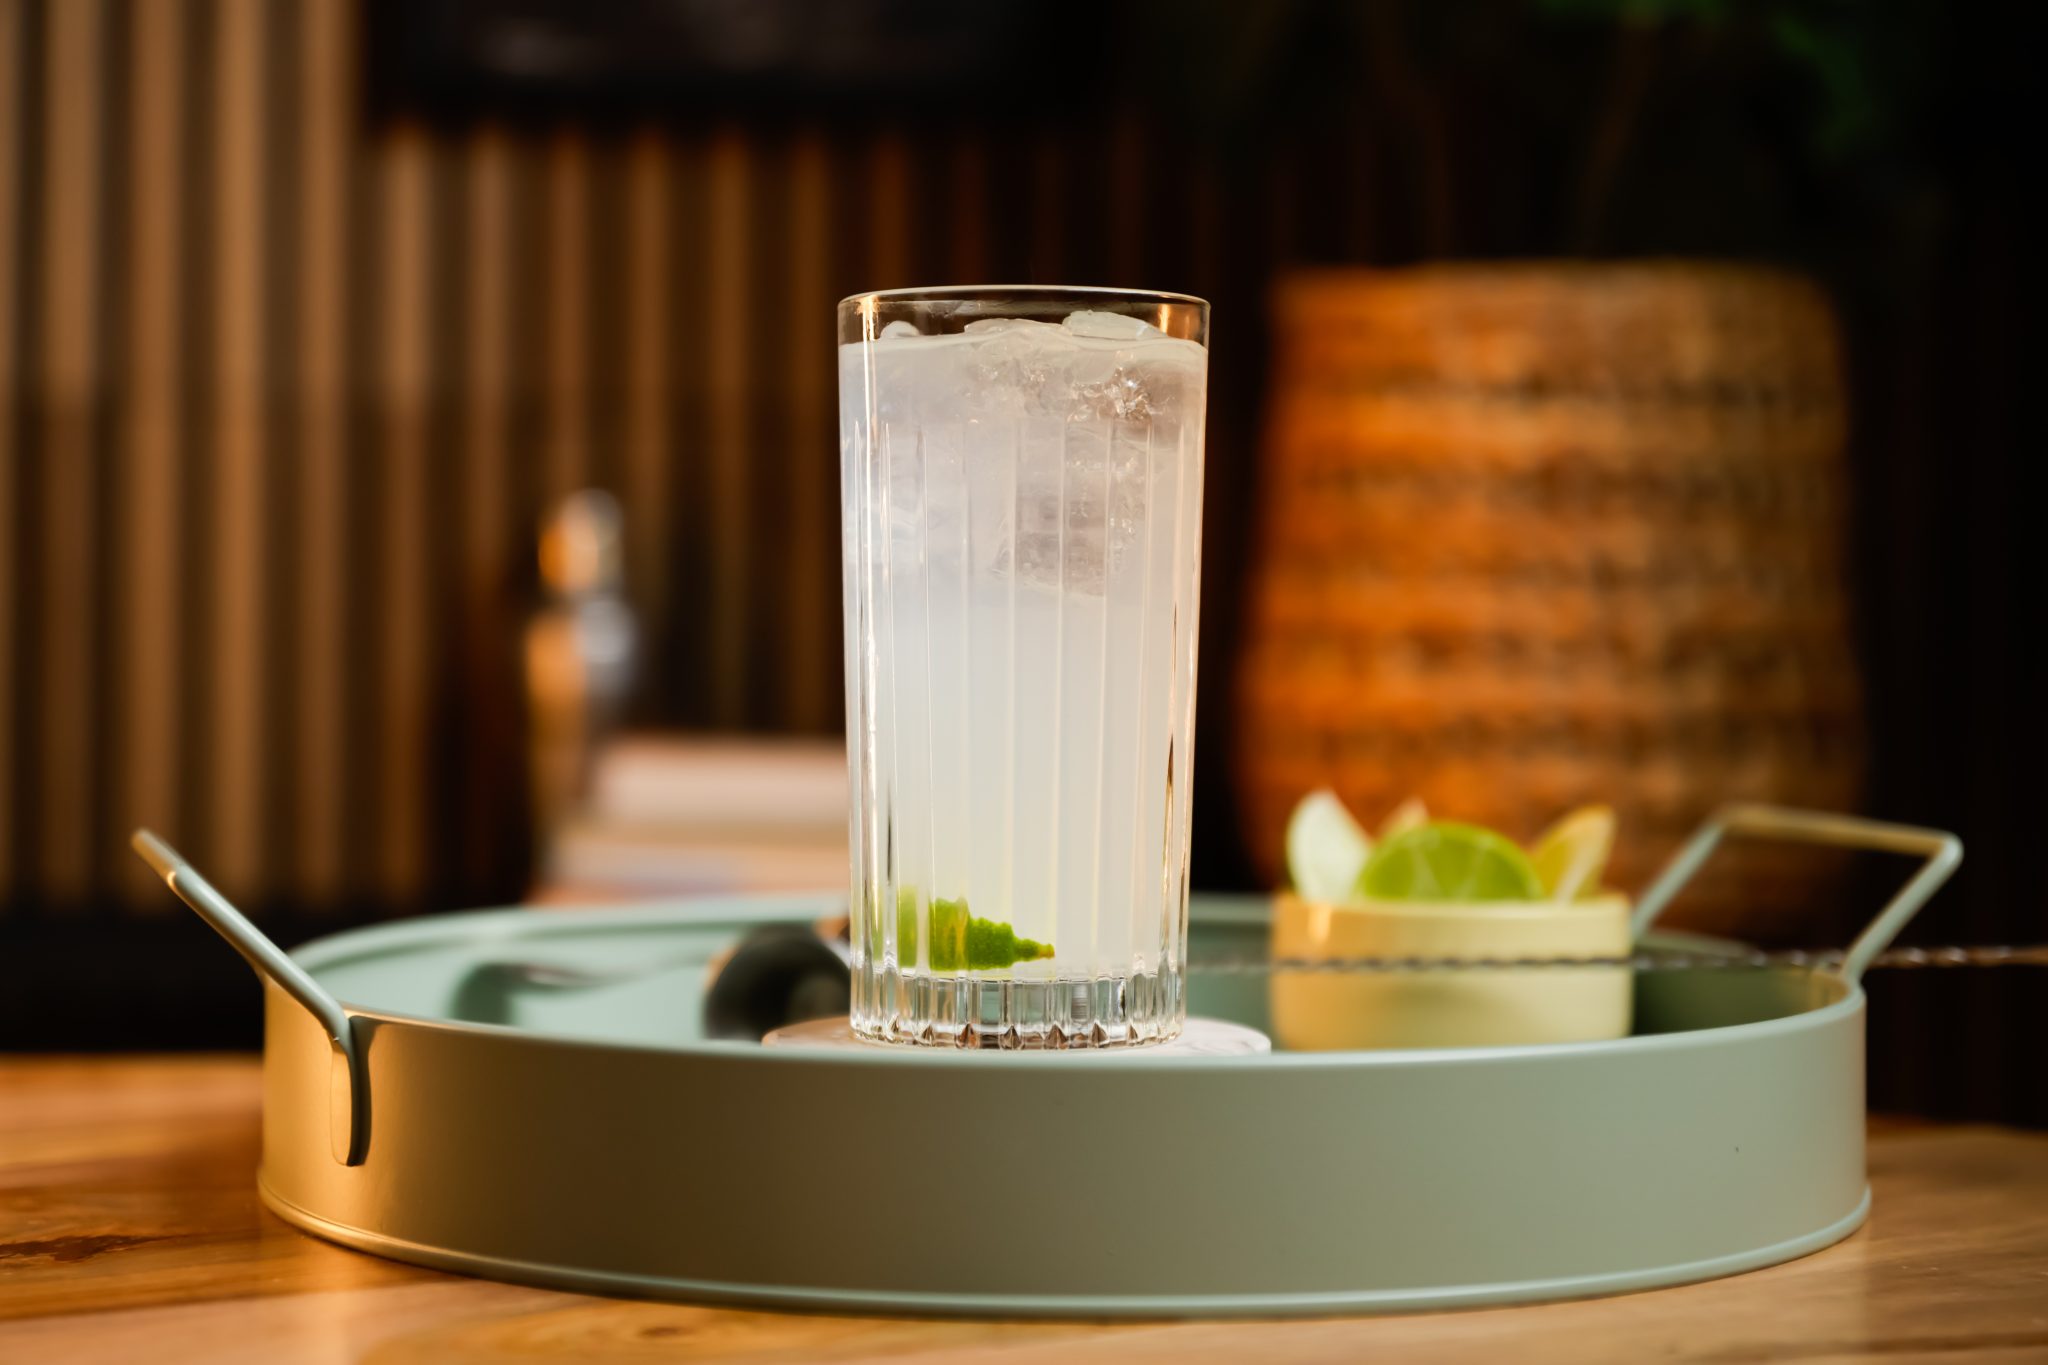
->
[{"left": 0, "top": 0, "right": 2035, "bottom": 1121}]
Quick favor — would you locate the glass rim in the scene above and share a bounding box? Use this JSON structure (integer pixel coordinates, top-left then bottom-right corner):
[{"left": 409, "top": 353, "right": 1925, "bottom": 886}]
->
[{"left": 838, "top": 283, "right": 1209, "bottom": 311}]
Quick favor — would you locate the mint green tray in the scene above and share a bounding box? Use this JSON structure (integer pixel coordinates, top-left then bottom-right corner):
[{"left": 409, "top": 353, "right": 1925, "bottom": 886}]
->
[{"left": 138, "top": 805, "right": 1959, "bottom": 1318}]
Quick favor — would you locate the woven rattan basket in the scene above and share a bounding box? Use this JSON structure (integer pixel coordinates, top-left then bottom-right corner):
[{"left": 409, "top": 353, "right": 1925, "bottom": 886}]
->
[{"left": 1235, "top": 263, "right": 1863, "bottom": 935}]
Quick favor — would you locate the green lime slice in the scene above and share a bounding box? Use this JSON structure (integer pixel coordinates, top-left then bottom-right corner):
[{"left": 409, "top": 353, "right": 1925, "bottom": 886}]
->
[
  {"left": 889, "top": 889, "right": 1053, "bottom": 970},
  {"left": 1285, "top": 789, "right": 1373, "bottom": 903},
  {"left": 1356, "top": 822, "right": 1545, "bottom": 902}
]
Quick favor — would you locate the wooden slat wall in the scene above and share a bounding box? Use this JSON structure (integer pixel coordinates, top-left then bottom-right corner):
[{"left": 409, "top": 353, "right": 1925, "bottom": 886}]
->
[{"left": 0, "top": 0, "right": 1241, "bottom": 923}]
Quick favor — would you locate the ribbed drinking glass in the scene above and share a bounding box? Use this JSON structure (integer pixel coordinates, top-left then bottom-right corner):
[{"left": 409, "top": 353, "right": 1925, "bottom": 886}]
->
[{"left": 839, "top": 286, "right": 1210, "bottom": 1047}]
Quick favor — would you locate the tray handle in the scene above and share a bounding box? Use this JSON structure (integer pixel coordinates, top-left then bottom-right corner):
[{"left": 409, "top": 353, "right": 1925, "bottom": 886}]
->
[
  {"left": 131, "top": 829, "right": 367, "bottom": 1165},
  {"left": 1630, "top": 804, "right": 1964, "bottom": 985}
]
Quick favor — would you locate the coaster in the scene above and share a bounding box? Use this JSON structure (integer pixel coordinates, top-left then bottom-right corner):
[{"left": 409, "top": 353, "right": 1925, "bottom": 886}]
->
[{"left": 762, "top": 1016, "right": 1271, "bottom": 1055}]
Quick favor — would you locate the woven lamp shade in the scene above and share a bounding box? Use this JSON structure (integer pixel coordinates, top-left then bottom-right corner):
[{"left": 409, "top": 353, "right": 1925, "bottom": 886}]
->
[{"left": 1234, "top": 263, "right": 1864, "bottom": 930}]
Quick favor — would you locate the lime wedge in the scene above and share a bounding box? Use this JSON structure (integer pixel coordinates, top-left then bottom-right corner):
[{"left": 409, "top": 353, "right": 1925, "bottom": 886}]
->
[
  {"left": 1379, "top": 796, "right": 1429, "bottom": 841},
  {"left": 1529, "top": 805, "right": 1615, "bottom": 901},
  {"left": 891, "top": 889, "right": 1053, "bottom": 970},
  {"left": 933, "top": 896, "right": 1054, "bottom": 970},
  {"left": 1357, "top": 822, "right": 1545, "bottom": 902},
  {"left": 1286, "top": 789, "right": 1373, "bottom": 903}
]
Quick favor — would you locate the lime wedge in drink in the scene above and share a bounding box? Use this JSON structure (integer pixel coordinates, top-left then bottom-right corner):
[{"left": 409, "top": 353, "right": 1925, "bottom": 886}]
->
[
  {"left": 1285, "top": 789, "right": 1374, "bottom": 904},
  {"left": 890, "top": 889, "right": 1053, "bottom": 971},
  {"left": 1357, "top": 822, "right": 1545, "bottom": 902},
  {"left": 1529, "top": 804, "right": 1615, "bottom": 901}
]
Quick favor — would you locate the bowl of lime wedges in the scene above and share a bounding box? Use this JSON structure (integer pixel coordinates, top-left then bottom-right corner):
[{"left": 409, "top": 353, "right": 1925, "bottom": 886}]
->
[{"left": 1274, "top": 792, "right": 1631, "bottom": 1050}]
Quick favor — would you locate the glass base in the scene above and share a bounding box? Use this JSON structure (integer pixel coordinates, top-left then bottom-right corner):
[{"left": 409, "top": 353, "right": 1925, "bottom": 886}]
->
[{"left": 852, "top": 967, "right": 1184, "bottom": 1049}]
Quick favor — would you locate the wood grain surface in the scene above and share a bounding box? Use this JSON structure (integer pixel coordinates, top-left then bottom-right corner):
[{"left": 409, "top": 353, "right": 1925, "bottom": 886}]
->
[{"left": 2, "top": 1056, "right": 2045, "bottom": 1364}]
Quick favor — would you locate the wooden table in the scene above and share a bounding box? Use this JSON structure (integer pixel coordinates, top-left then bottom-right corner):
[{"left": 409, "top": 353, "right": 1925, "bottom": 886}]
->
[{"left": 4, "top": 1058, "right": 2045, "bottom": 1364}]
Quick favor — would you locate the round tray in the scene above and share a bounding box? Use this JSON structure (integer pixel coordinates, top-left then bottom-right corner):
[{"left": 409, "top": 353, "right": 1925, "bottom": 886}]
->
[{"left": 138, "top": 805, "right": 1961, "bottom": 1318}]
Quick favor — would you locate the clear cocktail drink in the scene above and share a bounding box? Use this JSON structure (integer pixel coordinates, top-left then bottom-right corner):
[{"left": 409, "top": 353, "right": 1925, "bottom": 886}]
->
[{"left": 839, "top": 287, "right": 1209, "bottom": 1047}]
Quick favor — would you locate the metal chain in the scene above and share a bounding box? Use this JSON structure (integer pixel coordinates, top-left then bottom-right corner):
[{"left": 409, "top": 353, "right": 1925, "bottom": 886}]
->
[{"left": 1189, "top": 945, "right": 2048, "bottom": 976}]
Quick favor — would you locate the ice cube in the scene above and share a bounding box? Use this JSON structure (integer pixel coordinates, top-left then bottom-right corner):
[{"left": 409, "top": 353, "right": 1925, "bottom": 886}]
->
[
  {"left": 962, "top": 317, "right": 1046, "bottom": 335},
  {"left": 1073, "top": 366, "right": 1156, "bottom": 422},
  {"left": 880, "top": 320, "right": 921, "bottom": 339},
  {"left": 960, "top": 322, "right": 1064, "bottom": 418},
  {"left": 1062, "top": 310, "right": 1161, "bottom": 341}
]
